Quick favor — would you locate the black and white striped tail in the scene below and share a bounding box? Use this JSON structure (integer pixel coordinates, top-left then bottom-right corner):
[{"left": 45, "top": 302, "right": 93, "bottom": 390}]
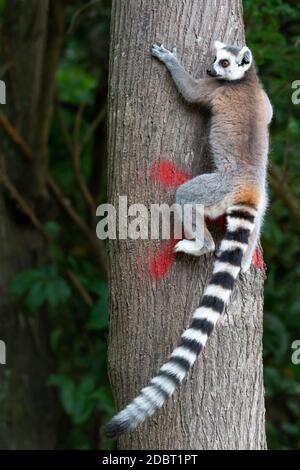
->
[{"left": 103, "top": 203, "right": 257, "bottom": 438}]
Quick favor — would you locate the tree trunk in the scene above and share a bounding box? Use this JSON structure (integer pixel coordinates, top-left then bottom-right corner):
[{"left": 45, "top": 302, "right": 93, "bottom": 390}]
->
[
  {"left": 107, "top": 0, "right": 267, "bottom": 450},
  {"left": 0, "top": 0, "right": 64, "bottom": 449}
]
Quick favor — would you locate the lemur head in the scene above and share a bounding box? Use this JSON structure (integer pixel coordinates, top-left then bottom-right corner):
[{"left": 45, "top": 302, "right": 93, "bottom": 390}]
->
[{"left": 207, "top": 41, "right": 253, "bottom": 81}]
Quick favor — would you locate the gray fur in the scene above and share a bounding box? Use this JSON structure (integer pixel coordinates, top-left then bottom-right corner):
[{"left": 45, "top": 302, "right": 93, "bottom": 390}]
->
[
  {"left": 176, "top": 173, "right": 234, "bottom": 207},
  {"left": 151, "top": 42, "right": 272, "bottom": 266},
  {"left": 224, "top": 45, "right": 240, "bottom": 56}
]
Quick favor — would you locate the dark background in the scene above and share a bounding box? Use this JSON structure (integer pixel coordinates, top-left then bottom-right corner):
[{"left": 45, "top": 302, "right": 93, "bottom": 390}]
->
[{"left": 0, "top": 0, "right": 299, "bottom": 450}]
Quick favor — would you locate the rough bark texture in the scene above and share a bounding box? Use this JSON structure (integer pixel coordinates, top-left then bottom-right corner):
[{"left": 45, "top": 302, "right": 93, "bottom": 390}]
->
[
  {"left": 0, "top": 0, "right": 64, "bottom": 449},
  {"left": 107, "top": 0, "right": 267, "bottom": 450}
]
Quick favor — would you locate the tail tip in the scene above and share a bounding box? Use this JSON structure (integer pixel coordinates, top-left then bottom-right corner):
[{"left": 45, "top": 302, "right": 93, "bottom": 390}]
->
[{"left": 102, "top": 417, "right": 131, "bottom": 439}]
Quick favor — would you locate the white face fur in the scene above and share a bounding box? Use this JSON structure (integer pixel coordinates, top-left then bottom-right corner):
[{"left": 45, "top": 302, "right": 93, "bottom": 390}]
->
[{"left": 207, "top": 41, "right": 253, "bottom": 81}]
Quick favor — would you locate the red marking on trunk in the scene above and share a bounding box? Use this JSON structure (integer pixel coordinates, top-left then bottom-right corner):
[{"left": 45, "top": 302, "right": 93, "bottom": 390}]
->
[
  {"left": 149, "top": 239, "right": 180, "bottom": 280},
  {"left": 151, "top": 160, "right": 192, "bottom": 188},
  {"left": 252, "top": 247, "right": 265, "bottom": 271}
]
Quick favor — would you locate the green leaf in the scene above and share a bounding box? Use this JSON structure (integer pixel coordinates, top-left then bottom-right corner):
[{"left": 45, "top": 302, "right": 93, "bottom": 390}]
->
[
  {"left": 90, "top": 386, "right": 114, "bottom": 415},
  {"left": 48, "top": 374, "right": 74, "bottom": 389},
  {"left": 48, "top": 375, "right": 98, "bottom": 424},
  {"left": 25, "top": 281, "right": 47, "bottom": 312},
  {"left": 45, "top": 282, "right": 60, "bottom": 310},
  {"left": 10, "top": 270, "right": 43, "bottom": 297},
  {"left": 45, "top": 277, "right": 71, "bottom": 310},
  {"left": 55, "top": 278, "right": 71, "bottom": 303},
  {"left": 87, "top": 298, "right": 108, "bottom": 331},
  {"left": 281, "top": 422, "right": 299, "bottom": 437},
  {"left": 50, "top": 328, "right": 62, "bottom": 351},
  {"left": 79, "top": 377, "right": 95, "bottom": 394},
  {"left": 57, "top": 67, "right": 97, "bottom": 105},
  {"left": 43, "top": 222, "right": 61, "bottom": 240},
  {"left": 48, "top": 244, "right": 65, "bottom": 265},
  {"left": 48, "top": 375, "right": 76, "bottom": 416}
]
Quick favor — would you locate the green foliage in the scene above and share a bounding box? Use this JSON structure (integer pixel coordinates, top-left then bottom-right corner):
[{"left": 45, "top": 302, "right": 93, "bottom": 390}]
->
[
  {"left": 8, "top": 1, "right": 113, "bottom": 450},
  {"left": 57, "top": 66, "right": 97, "bottom": 106},
  {"left": 48, "top": 375, "right": 113, "bottom": 425},
  {"left": 9, "top": 257, "right": 114, "bottom": 449},
  {"left": 87, "top": 285, "right": 108, "bottom": 331},
  {"left": 10, "top": 266, "right": 71, "bottom": 312},
  {"left": 244, "top": 0, "right": 300, "bottom": 450}
]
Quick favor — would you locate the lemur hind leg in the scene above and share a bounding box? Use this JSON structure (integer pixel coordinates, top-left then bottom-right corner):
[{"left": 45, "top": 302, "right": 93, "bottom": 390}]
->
[{"left": 174, "top": 173, "right": 234, "bottom": 256}]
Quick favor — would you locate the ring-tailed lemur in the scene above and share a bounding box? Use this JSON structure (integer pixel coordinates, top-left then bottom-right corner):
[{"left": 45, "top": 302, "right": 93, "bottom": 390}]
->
[{"left": 104, "top": 40, "right": 272, "bottom": 438}]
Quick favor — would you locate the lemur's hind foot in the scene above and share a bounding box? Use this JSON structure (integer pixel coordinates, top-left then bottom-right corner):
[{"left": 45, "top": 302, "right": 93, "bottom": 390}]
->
[{"left": 174, "top": 238, "right": 215, "bottom": 256}]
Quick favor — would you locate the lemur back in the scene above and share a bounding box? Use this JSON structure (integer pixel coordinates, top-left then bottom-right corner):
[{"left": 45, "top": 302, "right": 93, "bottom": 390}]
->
[{"left": 103, "top": 40, "right": 272, "bottom": 438}]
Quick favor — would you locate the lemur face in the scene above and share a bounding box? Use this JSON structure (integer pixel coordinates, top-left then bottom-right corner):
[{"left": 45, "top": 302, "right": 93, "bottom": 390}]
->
[{"left": 207, "top": 41, "right": 253, "bottom": 81}]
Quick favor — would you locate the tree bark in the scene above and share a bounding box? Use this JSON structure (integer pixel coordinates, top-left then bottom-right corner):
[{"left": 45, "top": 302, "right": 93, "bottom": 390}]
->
[
  {"left": 107, "top": 0, "right": 267, "bottom": 450},
  {"left": 0, "top": 0, "right": 65, "bottom": 449}
]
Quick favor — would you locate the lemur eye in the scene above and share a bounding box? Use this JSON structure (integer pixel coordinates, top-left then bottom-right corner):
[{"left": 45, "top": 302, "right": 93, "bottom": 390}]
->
[{"left": 220, "top": 59, "right": 230, "bottom": 68}]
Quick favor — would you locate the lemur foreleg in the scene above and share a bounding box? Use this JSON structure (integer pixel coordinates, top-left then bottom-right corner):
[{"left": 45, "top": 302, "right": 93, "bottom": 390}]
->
[{"left": 151, "top": 44, "right": 219, "bottom": 104}]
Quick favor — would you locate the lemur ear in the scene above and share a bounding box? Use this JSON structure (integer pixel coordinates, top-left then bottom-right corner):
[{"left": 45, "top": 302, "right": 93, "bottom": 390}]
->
[
  {"left": 237, "top": 46, "right": 252, "bottom": 67},
  {"left": 214, "top": 40, "right": 226, "bottom": 51}
]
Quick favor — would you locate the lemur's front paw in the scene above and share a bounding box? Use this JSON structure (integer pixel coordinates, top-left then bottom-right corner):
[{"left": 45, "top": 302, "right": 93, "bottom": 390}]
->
[{"left": 151, "top": 44, "right": 177, "bottom": 64}]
